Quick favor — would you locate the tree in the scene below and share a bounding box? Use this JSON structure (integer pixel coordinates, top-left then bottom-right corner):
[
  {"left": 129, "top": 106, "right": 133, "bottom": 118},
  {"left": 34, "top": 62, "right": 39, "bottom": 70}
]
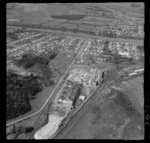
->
[
  {"left": 88, "top": 55, "right": 96, "bottom": 65},
  {"left": 6, "top": 72, "right": 42, "bottom": 121}
]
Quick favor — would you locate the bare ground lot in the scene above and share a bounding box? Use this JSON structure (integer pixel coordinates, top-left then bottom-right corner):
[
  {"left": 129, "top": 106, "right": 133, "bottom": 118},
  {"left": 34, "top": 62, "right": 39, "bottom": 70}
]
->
[{"left": 55, "top": 76, "right": 144, "bottom": 139}]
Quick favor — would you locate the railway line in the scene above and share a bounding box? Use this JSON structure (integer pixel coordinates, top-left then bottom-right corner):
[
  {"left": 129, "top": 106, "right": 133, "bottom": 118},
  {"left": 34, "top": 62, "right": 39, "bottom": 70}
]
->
[
  {"left": 54, "top": 70, "right": 143, "bottom": 139},
  {"left": 54, "top": 69, "right": 120, "bottom": 138}
]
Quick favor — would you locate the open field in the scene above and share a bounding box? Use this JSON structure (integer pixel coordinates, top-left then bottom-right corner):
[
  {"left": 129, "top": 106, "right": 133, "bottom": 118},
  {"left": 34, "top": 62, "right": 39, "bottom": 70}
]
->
[
  {"left": 95, "top": 3, "right": 144, "bottom": 15},
  {"left": 6, "top": 51, "right": 75, "bottom": 124},
  {"left": 6, "top": 3, "right": 88, "bottom": 26},
  {"left": 6, "top": 31, "right": 86, "bottom": 126},
  {"left": 55, "top": 76, "right": 144, "bottom": 139},
  {"left": 6, "top": 3, "right": 144, "bottom": 139},
  {"left": 7, "top": 3, "right": 144, "bottom": 27}
]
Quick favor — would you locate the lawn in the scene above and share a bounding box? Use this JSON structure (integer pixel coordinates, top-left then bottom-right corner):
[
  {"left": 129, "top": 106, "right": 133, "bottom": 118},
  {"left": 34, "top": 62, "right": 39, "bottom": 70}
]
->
[{"left": 52, "top": 52, "right": 75, "bottom": 76}]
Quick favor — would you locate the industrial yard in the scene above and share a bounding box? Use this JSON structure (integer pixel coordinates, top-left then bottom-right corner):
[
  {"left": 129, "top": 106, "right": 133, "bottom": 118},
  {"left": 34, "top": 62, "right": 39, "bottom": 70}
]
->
[{"left": 6, "top": 3, "right": 144, "bottom": 140}]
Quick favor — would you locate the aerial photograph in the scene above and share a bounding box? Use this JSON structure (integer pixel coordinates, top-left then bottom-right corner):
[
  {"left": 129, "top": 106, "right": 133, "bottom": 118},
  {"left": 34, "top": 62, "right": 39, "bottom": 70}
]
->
[{"left": 6, "top": 3, "right": 144, "bottom": 139}]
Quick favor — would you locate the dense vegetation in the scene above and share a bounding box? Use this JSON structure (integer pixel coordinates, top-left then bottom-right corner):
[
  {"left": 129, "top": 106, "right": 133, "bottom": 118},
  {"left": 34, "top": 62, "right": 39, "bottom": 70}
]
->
[
  {"left": 14, "top": 52, "right": 57, "bottom": 70},
  {"left": 51, "top": 14, "right": 86, "bottom": 20},
  {"left": 7, "top": 52, "right": 57, "bottom": 121},
  {"left": 130, "top": 3, "right": 142, "bottom": 8},
  {"left": 13, "top": 126, "right": 34, "bottom": 136},
  {"left": 7, "top": 28, "right": 26, "bottom": 41},
  {"left": 7, "top": 32, "right": 18, "bottom": 40},
  {"left": 6, "top": 71, "right": 42, "bottom": 121}
]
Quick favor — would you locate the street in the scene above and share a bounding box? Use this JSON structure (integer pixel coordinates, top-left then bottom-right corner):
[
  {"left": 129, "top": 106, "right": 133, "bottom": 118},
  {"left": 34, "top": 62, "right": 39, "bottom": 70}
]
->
[
  {"left": 54, "top": 69, "right": 120, "bottom": 139},
  {"left": 6, "top": 38, "right": 89, "bottom": 126}
]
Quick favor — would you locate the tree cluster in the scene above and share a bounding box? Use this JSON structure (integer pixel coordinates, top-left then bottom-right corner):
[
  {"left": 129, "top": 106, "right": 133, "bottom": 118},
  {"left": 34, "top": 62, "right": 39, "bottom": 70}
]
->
[
  {"left": 7, "top": 32, "right": 18, "bottom": 40},
  {"left": 6, "top": 71, "right": 42, "bottom": 121},
  {"left": 14, "top": 52, "right": 57, "bottom": 70}
]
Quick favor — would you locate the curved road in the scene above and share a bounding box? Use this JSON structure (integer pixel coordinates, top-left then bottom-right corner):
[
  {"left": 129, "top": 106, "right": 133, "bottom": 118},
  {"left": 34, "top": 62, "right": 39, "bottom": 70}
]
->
[{"left": 6, "top": 39, "right": 90, "bottom": 126}]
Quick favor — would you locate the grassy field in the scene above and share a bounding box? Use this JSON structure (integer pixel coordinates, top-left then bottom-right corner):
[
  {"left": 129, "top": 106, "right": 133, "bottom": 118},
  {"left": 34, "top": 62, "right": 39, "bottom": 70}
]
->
[
  {"left": 7, "top": 52, "right": 73, "bottom": 123},
  {"left": 27, "top": 52, "right": 75, "bottom": 118},
  {"left": 7, "top": 3, "right": 144, "bottom": 28},
  {"left": 6, "top": 82, "right": 56, "bottom": 124},
  {"left": 30, "top": 85, "right": 57, "bottom": 112},
  {"left": 6, "top": 3, "right": 87, "bottom": 26},
  {"left": 52, "top": 52, "right": 76, "bottom": 76},
  {"left": 100, "top": 3, "right": 144, "bottom": 15},
  {"left": 122, "top": 76, "right": 144, "bottom": 113},
  {"left": 55, "top": 76, "right": 144, "bottom": 139}
]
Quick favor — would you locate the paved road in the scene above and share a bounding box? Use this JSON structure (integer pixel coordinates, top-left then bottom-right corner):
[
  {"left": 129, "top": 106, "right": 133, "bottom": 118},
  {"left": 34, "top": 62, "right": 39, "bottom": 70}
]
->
[
  {"left": 6, "top": 25, "right": 143, "bottom": 127},
  {"left": 54, "top": 69, "right": 120, "bottom": 139},
  {"left": 7, "top": 24, "right": 143, "bottom": 45},
  {"left": 6, "top": 39, "right": 89, "bottom": 126},
  {"left": 26, "top": 27, "right": 144, "bottom": 45},
  {"left": 7, "top": 34, "right": 51, "bottom": 55},
  {"left": 54, "top": 70, "right": 143, "bottom": 139}
]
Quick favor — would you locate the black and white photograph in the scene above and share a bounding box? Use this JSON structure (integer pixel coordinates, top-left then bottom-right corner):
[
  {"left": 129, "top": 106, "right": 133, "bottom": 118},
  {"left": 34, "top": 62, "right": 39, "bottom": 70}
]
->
[{"left": 6, "top": 3, "right": 144, "bottom": 139}]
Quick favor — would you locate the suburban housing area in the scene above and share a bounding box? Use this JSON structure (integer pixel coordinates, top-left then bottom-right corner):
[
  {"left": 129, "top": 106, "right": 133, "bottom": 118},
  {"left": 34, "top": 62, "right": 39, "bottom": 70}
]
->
[{"left": 6, "top": 3, "right": 144, "bottom": 140}]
